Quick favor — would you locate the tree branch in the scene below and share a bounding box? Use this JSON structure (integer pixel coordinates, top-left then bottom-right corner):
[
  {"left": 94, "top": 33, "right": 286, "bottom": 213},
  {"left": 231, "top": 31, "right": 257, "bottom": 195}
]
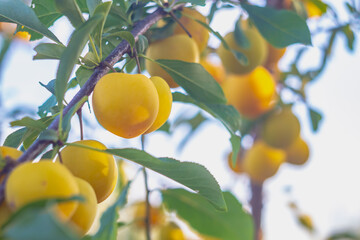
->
[
  {"left": 0, "top": 5, "right": 183, "bottom": 203},
  {"left": 250, "top": 181, "right": 263, "bottom": 240}
]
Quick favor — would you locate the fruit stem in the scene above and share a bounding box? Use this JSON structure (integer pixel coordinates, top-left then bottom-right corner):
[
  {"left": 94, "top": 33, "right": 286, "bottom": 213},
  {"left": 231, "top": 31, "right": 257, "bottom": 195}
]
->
[
  {"left": 169, "top": 11, "right": 192, "bottom": 38},
  {"left": 133, "top": 48, "right": 142, "bottom": 74},
  {"left": 77, "top": 108, "right": 84, "bottom": 140},
  {"left": 141, "top": 134, "right": 152, "bottom": 240},
  {"left": 250, "top": 181, "right": 263, "bottom": 240}
]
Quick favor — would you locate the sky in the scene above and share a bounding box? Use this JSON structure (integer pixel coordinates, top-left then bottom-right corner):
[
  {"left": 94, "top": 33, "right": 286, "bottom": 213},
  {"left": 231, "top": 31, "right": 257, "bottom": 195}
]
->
[{"left": 1, "top": 0, "right": 360, "bottom": 239}]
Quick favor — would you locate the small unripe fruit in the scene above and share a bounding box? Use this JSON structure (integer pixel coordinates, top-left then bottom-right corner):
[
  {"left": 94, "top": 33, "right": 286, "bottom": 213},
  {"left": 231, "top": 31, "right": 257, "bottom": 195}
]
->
[
  {"left": 261, "top": 108, "right": 301, "bottom": 149},
  {"left": 218, "top": 21, "right": 268, "bottom": 75}
]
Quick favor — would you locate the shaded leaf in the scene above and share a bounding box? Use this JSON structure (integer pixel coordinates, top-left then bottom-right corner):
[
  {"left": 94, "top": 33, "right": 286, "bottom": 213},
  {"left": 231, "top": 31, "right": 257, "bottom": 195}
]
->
[
  {"left": 3, "top": 128, "right": 27, "bottom": 149},
  {"left": 55, "top": 15, "right": 102, "bottom": 107},
  {"left": 86, "top": 181, "right": 131, "bottom": 240},
  {"left": 34, "top": 43, "right": 66, "bottom": 60},
  {"left": 0, "top": 0, "right": 61, "bottom": 43},
  {"left": 103, "top": 148, "right": 226, "bottom": 210},
  {"left": 242, "top": 4, "right": 312, "bottom": 47},
  {"left": 54, "top": 0, "right": 84, "bottom": 28},
  {"left": 156, "top": 60, "right": 226, "bottom": 104},
  {"left": 308, "top": 107, "right": 322, "bottom": 132},
  {"left": 162, "top": 189, "right": 254, "bottom": 240},
  {"left": 173, "top": 92, "right": 241, "bottom": 135}
]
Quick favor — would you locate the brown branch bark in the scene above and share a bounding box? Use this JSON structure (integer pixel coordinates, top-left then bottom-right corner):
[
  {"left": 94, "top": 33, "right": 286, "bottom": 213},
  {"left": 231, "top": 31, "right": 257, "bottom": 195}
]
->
[
  {"left": 0, "top": 5, "right": 183, "bottom": 203},
  {"left": 250, "top": 181, "right": 263, "bottom": 240}
]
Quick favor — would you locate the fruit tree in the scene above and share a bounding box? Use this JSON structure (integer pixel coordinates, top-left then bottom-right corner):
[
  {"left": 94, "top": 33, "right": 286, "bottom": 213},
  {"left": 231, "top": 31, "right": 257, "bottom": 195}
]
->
[{"left": 0, "top": 0, "right": 359, "bottom": 239}]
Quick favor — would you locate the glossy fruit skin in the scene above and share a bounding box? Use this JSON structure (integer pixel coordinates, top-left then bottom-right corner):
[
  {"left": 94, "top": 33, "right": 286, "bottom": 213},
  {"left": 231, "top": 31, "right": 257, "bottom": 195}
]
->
[
  {"left": 145, "top": 35, "right": 200, "bottom": 88},
  {"left": 173, "top": 8, "right": 209, "bottom": 52},
  {"left": 285, "top": 137, "right": 310, "bottom": 165},
  {"left": 69, "top": 178, "right": 97, "bottom": 236},
  {"left": 200, "top": 58, "right": 226, "bottom": 84},
  {"left": 5, "top": 161, "right": 79, "bottom": 221},
  {"left": 262, "top": 108, "right": 301, "bottom": 149},
  {"left": 57, "top": 140, "right": 117, "bottom": 203},
  {"left": 243, "top": 141, "right": 286, "bottom": 184},
  {"left": 92, "top": 73, "right": 159, "bottom": 138},
  {"left": 227, "top": 152, "right": 243, "bottom": 174},
  {"left": 217, "top": 23, "right": 268, "bottom": 75},
  {"left": 159, "top": 222, "right": 185, "bottom": 240},
  {"left": 144, "top": 76, "right": 172, "bottom": 134},
  {"left": 221, "top": 66, "right": 277, "bottom": 119}
]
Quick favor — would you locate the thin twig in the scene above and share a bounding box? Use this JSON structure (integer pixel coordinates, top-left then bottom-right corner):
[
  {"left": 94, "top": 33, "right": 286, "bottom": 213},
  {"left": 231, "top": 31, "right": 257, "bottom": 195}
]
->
[
  {"left": 0, "top": 5, "right": 184, "bottom": 204},
  {"left": 141, "top": 135, "right": 151, "bottom": 240},
  {"left": 169, "top": 11, "right": 192, "bottom": 38}
]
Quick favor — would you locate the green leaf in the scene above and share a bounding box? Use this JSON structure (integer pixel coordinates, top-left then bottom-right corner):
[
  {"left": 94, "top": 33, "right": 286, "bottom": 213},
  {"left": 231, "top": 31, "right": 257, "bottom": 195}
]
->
[
  {"left": 0, "top": 0, "right": 61, "bottom": 44},
  {"left": 156, "top": 60, "right": 226, "bottom": 104},
  {"left": 242, "top": 4, "right": 312, "bottom": 48},
  {"left": 40, "top": 79, "right": 56, "bottom": 95},
  {"left": 104, "top": 148, "right": 226, "bottom": 211},
  {"left": 192, "top": 18, "right": 248, "bottom": 64},
  {"left": 1, "top": 197, "right": 81, "bottom": 240},
  {"left": 104, "top": 31, "right": 135, "bottom": 54},
  {"left": 75, "top": 66, "right": 94, "bottom": 87},
  {"left": 28, "top": 0, "right": 63, "bottom": 41},
  {"left": 173, "top": 92, "right": 241, "bottom": 135},
  {"left": 10, "top": 117, "right": 47, "bottom": 130},
  {"left": 34, "top": 43, "right": 66, "bottom": 60},
  {"left": 14, "top": 117, "right": 55, "bottom": 150},
  {"left": 341, "top": 24, "right": 355, "bottom": 52},
  {"left": 88, "top": 181, "right": 131, "bottom": 240},
  {"left": 308, "top": 107, "right": 322, "bottom": 132},
  {"left": 3, "top": 128, "right": 27, "bottom": 148},
  {"left": 234, "top": 19, "right": 250, "bottom": 49},
  {"left": 37, "top": 95, "right": 57, "bottom": 117},
  {"left": 92, "top": 1, "right": 112, "bottom": 57},
  {"left": 38, "top": 129, "right": 59, "bottom": 142},
  {"left": 175, "top": 0, "right": 206, "bottom": 6},
  {"left": 87, "top": 0, "right": 102, "bottom": 16},
  {"left": 230, "top": 133, "right": 241, "bottom": 167},
  {"left": 136, "top": 35, "right": 148, "bottom": 54},
  {"left": 55, "top": 15, "right": 102, "bottom": 107},
  {"left": 54, "top": 0, "right": 84, "bottom": 28},
  {"left": 162, "top": 189, "right": 254, "bottom": 240}
]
